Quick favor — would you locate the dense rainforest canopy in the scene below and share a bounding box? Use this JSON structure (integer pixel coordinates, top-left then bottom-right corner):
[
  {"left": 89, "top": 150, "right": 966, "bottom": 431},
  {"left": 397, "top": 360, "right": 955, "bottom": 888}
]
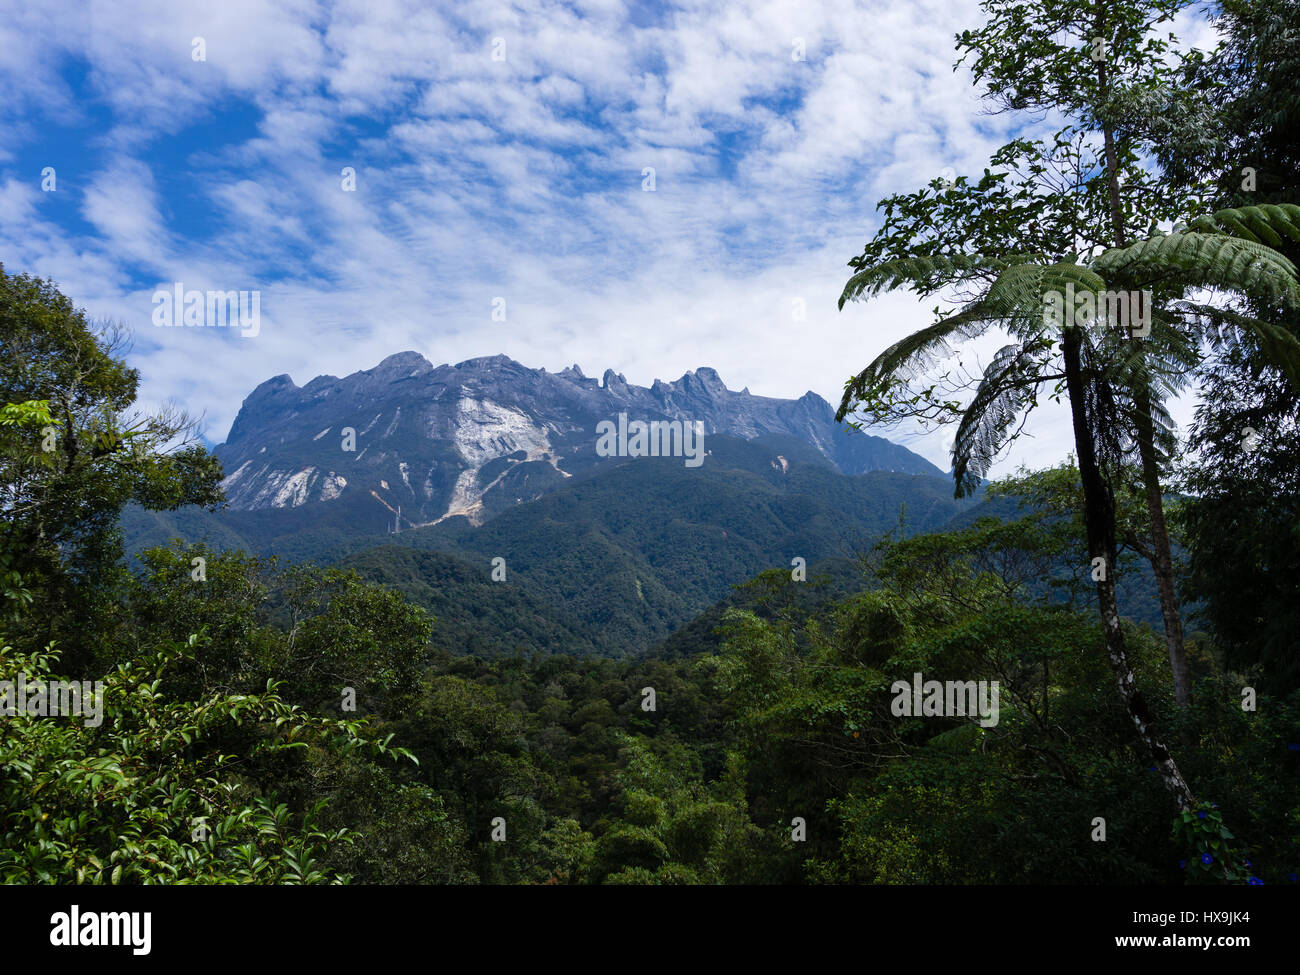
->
[{"left": 2, "top": 0, "right": 1299, "bottom": 885}]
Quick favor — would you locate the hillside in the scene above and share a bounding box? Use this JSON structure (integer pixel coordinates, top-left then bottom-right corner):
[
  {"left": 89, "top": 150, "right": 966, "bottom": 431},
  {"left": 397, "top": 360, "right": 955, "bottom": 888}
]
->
[{"left": 127, "top": 432, "right": 970, "bottom": 656}]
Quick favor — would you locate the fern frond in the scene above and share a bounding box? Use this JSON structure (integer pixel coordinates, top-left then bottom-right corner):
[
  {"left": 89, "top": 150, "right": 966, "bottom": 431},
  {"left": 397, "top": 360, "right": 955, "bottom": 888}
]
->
[
  {"left": 1186, "top": 203, "right": 1300, "bottom": 248},
  {"left": 972, "top": 261, "right": 1107, "bottom": 341},
  {"left": 1171, "top": 300, "right": 1300, "bottom": 386},
  {"left": 838, "top": 253, "right": 1047, "bottom": 308},
  {"left": 1092, "top": 309, "right": 1198, "bottom": 401},
  {"left": 1094, "top": 232, "right": 1300, "bottom": 305},
  {"left": 836, "top": 308, "right": 992, "bottom": 421},
  {"left": 951, "top": 343, "right": 1048, "bottom": 497},
  {"left": 838, "top": 260, "right": 1106, "bottom": 422}
]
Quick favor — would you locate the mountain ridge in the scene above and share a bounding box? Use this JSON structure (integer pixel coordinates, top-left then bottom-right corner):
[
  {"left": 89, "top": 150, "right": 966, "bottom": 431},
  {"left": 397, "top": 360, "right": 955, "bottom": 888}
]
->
[{"left": 213, "top": 351, "right": 944, "bottom": 533}]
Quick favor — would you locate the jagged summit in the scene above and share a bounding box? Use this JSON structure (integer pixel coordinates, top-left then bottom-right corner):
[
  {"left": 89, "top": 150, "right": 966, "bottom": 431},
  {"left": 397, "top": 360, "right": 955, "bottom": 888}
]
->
[{"left": 270, "top": 353, "right": 821, "bottom": 411}]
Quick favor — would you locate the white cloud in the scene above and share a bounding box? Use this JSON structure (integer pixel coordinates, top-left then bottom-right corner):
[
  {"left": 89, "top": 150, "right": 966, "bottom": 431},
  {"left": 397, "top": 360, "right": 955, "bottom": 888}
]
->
[{"left": 1, "top": 0, "right": 1210, "bottom": 482}]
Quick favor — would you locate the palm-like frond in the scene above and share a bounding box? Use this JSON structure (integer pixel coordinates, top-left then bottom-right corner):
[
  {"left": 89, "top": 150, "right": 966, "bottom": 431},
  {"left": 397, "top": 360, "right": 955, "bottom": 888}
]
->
[
  {"left": 1170, "top": 300, "right": 1300, "bottom": 385},
  {"left": 838, "top": 253, "right": 1048, "bottom": 308},
  {"left": 835, "top": 205, "right": 1300, "bottom": 478},
  {"left": 1076, "top": 303, "right": 1202, "bottom": 469},
  {"left": 1093, "top": 308, "right": 1199, "bottom": 401},
  {"left": 1185, "top": 203, "right": 1300, "bottom": 249},
  {"left": 836, "top": 260, "right": 1103, "bottom": 423},
  {"left": 950, "top": 342, "right": 1049, "bottom": 497},
  {"left": 835, "top": 307, "right": 990, "bottom": 421},
  {"left": 1094, "top": 232, "right": 1300, "bottom": 306},
  {"left": 985, "top": 262, "right": 1107, "bottom": 339}
]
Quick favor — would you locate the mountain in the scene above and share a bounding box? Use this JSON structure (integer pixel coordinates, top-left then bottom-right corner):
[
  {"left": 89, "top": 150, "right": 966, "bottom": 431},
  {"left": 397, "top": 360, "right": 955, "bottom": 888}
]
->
[
  {"left": 124, "top": 351, "right": 1174, "bottom": 657},
  {"left": 212, "top": 351, "right": 943, "bottom": 534},
  {"left": 123, "top": 352, "right": 969, "bottom": 656}
]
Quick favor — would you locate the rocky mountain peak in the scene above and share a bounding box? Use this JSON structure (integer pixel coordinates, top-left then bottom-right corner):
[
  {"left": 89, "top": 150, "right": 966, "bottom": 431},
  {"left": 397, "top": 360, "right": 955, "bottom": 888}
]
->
[
  {"left": 214, "top": 352, "right": 944, "bottom": 524},
  {"left": 373, "top": 351, "right": 434, "bottom": 376}
]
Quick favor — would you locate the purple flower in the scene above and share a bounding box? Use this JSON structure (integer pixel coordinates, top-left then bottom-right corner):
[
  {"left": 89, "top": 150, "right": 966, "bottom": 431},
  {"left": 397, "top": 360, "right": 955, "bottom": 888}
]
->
[{"left": 1201, "top": 853, "right": 1214, "bottom": 865}]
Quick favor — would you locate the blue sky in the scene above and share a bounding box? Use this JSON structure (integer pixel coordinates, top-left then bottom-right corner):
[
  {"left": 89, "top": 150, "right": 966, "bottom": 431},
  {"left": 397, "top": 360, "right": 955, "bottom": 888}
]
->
[{"left": 0, "top": 0, "right": 1215, "bottom": 469}]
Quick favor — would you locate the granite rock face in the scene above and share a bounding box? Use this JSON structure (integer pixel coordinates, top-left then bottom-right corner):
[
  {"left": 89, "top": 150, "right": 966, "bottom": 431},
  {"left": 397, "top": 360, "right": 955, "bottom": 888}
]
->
[{"left": 214, "top": 352, "right": 943, "bottom": 528}]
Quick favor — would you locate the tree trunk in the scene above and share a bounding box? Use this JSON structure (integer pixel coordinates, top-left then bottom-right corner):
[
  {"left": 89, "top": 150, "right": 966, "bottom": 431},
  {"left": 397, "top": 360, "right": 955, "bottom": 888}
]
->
[
  {"left": 1061, "top": 328, "right": 1195, "bottom": 810},
  {"left": 1098, "top": 85, "right": 1192, "bottom": 707},
  {"left": 1132, "top": 383, "right": 1193, "bottom": 706}
]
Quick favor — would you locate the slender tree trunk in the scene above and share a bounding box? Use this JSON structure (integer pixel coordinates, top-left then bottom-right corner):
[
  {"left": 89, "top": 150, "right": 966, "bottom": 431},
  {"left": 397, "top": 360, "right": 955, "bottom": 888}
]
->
[
  {"left": 1132, "top": 384, "right": 1193, "bottom": 706},
  {"left": 1099, "top": 85, "right": 1192, "bottom": 706},
  {"left": 1061, "top": 327, "right": 1195, "bottom": 810},
  {"left": 1102, "top": 130, "right": 1126, "bottom": 243}
]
